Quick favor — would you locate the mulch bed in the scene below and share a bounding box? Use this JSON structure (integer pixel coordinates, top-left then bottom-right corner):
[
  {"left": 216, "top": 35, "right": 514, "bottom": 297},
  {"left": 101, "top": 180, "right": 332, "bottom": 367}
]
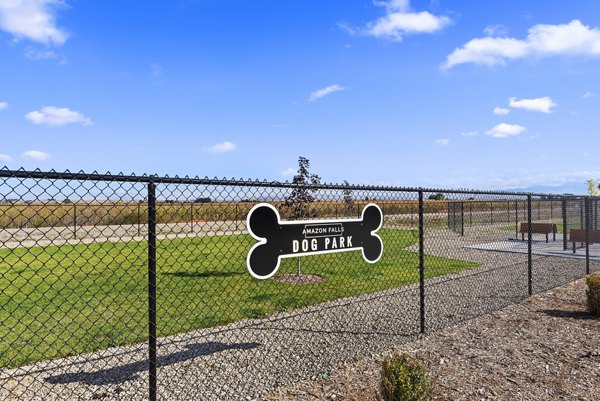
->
[
  {"left": 272, "top": 274, "right": 325, "bottom": 285},
  {"left": 268, "top": 277, "right": 600, "bottom": 401}
]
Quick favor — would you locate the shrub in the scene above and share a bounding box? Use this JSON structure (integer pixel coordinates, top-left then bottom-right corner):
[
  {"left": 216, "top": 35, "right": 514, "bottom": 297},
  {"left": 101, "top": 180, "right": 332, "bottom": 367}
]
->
[
  {"left": 379, "top": 353, "right": 431, "bottom": 401},
  {"left": 587, "top": 273, "right": 600, "bottom": 317},
  {"left": 428, "top": 193, "right": 445, "bottom": 201}
]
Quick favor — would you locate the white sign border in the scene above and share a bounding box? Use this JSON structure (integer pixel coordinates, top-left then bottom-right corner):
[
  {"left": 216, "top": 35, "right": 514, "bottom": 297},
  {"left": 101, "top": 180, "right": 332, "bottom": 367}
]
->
[{"left": 246, "top": 202, "right": 384, "bottom": 280}]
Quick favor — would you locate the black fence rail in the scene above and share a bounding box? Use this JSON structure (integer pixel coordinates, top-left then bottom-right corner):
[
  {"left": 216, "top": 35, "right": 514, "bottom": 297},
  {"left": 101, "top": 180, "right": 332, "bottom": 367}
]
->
[{"left": 0, "top": 168, "right": 599, "bottom": 400}]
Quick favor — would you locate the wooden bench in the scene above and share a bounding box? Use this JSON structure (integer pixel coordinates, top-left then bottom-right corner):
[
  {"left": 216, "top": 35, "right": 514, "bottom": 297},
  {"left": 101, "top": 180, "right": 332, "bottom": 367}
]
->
[
  {"left": 519, "top": 222, "right": 557, "bottom": 242},
  {"left": 569, "top": 229, "right": 600, "bottom": 253}
]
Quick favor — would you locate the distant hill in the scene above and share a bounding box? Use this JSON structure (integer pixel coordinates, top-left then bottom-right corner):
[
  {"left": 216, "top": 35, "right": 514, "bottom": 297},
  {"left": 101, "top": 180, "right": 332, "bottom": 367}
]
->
[{"left": 503, "top": 182, "right": 587, "bottom": 195}]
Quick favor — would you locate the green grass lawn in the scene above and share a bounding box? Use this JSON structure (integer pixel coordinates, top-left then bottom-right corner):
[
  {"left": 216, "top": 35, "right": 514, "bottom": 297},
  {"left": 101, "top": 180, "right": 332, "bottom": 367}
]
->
[{"left": 0, "top": 229, "right": 477, "bottom": 368}]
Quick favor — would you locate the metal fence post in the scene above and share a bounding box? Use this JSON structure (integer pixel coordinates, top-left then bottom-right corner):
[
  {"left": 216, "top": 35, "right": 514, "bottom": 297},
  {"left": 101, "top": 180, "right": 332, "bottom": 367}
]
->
[
  {"left": 147, "top": 181, "right": 158, "bottom": 401},
  {"left": 190, "top": 202, "right": 194, "bottom": 234},
  {"left": 585, "top": 197, "right": 590, "bottom": 275},
  {"left": 593, "top": 199, "right": 596, "bottom": 230},
  {"left": 594, "top": 199, "right": 598, "bottom": 230},
  {"left": 469, "top": 201, "right": 473, "bottom": 225},
  {"left": 73, "top": 203, "right": 77, "bottom": 238},
  {"left": 460, "top": 201, "right": 464, "bottom": 236},
  {"left": 527, "top": 195, "right": 532, "bottom": 295},
  {"left": 515, "top": 200, "right": 518, "bottom": 238},
  {"left": 562, "top": 198, "right": 568, "bottom": 251},
  {"left": 418, "top": 190, "right": 425, "bottom": 334}
]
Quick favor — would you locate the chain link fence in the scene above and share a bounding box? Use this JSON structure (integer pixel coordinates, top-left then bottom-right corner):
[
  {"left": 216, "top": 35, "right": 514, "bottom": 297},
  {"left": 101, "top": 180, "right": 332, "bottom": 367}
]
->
[{"left": 0, "top": 168, "right": 599, "bottom": 400}]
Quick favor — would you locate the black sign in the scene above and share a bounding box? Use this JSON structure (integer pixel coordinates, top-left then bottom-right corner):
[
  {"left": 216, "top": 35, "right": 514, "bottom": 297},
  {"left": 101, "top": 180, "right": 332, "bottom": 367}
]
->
[{"left": 246, "top": 203, "right": 383, "bottom": 279}]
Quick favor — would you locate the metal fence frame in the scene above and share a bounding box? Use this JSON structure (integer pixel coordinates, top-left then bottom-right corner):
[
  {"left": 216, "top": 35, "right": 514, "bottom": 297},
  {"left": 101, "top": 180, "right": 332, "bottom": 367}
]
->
[{"left": 0, "top": 168, "right": 598, "bottom": 400}]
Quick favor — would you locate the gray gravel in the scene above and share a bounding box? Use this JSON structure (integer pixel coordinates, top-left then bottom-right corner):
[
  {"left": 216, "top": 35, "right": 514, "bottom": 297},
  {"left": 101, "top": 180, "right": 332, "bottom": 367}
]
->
[
  {"left": 1, "top": 224, "right": 598, "bottom": 400},
  {"left": 268, "top": 278, "right": 600, "bottom": 401}
]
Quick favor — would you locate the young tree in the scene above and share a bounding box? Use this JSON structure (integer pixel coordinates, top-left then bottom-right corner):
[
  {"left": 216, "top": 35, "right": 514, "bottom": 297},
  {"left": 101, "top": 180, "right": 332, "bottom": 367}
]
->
[
  {"left": 342, "top": 180, "right": 354, "bottom": 215},
  {"left": 285, "top": 156, "right": 321, "bottom": 219},
  {"left": 586, "top": 179, "right": 600, "bottom": 196},
  {"left": 284, "top": 156, "right": 321, "bottom": 276}
]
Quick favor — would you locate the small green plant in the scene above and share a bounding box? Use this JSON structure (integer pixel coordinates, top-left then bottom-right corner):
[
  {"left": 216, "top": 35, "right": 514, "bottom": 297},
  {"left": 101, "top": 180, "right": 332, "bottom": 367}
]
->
[
  {"left": 586, "top": 273, "right": 600, "bottom": 317},
  {"left": 379, "top": 353, "right": 431, "bottom": 401}
]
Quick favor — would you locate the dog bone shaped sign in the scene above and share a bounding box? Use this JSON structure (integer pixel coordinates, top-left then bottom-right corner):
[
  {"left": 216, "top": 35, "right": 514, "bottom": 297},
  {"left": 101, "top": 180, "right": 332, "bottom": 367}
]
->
[{"left": 246, "top": 203, "right": 383, "bottom": 279}]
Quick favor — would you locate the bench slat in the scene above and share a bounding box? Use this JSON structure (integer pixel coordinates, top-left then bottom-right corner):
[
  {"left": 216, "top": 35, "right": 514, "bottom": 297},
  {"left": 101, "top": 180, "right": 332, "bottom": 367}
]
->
[
  {"left": 570, "top": 228, "right": 600, "bottom": 244},
  {"left": 519, "top": 222, "right": 557, "bottom": 234}
]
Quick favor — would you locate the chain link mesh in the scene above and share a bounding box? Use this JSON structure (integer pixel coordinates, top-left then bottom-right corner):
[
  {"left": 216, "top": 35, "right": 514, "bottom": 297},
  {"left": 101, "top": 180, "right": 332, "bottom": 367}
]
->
[{"left": 0, "top": 169, "right": 599, "bottom": 400}]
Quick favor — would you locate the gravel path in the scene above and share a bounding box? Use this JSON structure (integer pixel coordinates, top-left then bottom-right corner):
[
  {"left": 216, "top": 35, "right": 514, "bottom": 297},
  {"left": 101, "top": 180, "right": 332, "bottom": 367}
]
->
[
  {"left": 0, "top": 212, "right": 504, "bottom": 249},
  {"left": 1, "top": 225, "right": 598, "bottom": 400},
  {"left": 0, "top": 221, "right": 243, "bottom": 249},
  {"left": 269, "top": 277, "right": 600, "bottom": 401}
]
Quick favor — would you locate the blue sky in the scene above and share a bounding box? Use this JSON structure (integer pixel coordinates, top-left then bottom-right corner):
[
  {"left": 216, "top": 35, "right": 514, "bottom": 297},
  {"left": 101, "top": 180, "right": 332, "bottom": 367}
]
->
[{"left": 0, "top": 0, "right": 599, "bottom": 192}]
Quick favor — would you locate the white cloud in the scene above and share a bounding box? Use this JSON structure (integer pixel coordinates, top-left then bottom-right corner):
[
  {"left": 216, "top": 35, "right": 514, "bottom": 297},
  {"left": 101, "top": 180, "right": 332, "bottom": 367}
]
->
[
  {"left": 25, "top": 106, "right": 92, "bottom": 126},
  {"left": 582, "top": 91, "right": 595, "bottom": 98},
  {"left": 444, "top": 20, "right": 600, "bottom": 69},
  {"left": 493, "top": 107, "right": 510, "bottom": 115},
  {"left": 207, "top": 141, "right": 236, "bottom": 153},
  {"left": 22, "top": 150, "right": 50, "bottom": 160},
  {"left": 23, "top": 46, "right": 65, "bottom": 63},
  {"left": 338, "top": 22, "right": 358, "bottom": 36},
  {"left": 0, "top": 153, "right": 12, "bottom": 162},
  {"left": 435, "top": 138, "right": 449, "bottom": 145},
  {"left": 460, "top": 130, "right": 479, "bottom": 137},
  {"left": 483, "top": 24, "right": 509, "bottom": 37},
  {"left": 367, "top": 11, "right": 451, "bottom": 41},
  {"left": 280, "top": 167, "right": 296, "bottom": 176},
  {"left": 344, "top": 0, "right": 450, "bottom": 42},
  {"left": 374, "top": 0, "right": 409, "bottom": 12},
  {"left": 0, "top": 0, "right": 69, "bottom": 46},
  {"left": 485, "top": 123, "right": 526, "bottom": 138},
  {"left": 0, "top": 102, "right": 7, "bottom": 110},
  {"left": 445, "top": 37, "right": 529, "bottom": 68},
  {"left": 509, "top": 96, "right": 556, "bottom": 113},
  {"left": 309, "top": 84, "right": 346, "bottom": 102}
]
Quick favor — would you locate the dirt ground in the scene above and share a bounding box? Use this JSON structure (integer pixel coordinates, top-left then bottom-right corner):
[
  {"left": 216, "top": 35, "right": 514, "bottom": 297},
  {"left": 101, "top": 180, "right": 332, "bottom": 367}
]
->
[{"left": 268, "top": 277, "right": 600, "bottom": 401}]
